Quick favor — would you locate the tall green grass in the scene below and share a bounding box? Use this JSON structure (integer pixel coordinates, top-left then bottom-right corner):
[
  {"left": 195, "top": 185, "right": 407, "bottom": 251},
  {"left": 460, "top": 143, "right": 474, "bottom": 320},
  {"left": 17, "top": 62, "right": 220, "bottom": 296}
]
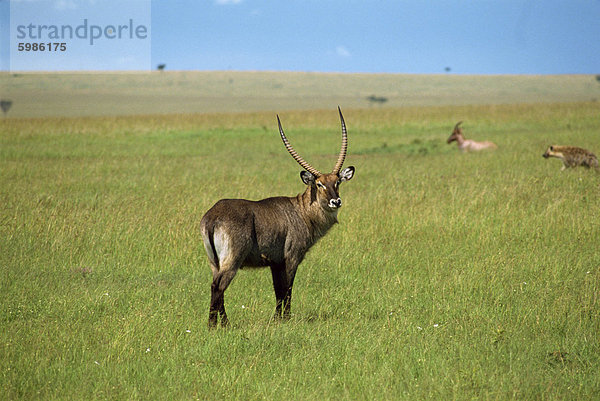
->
[{"left": 1, "top": 102, "right": 599, "bottom": 400}]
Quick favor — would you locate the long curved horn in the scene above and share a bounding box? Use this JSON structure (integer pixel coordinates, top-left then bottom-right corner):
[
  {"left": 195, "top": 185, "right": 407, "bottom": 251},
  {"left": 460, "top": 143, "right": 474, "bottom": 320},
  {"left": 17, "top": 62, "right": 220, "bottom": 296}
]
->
[
  {"left": 332, "top": 106, "right": 348, "bottom": 174},
  {"left": 277, "top": 115, "right": 321, "bottom": 177},
  {"left": 454, "top": 121, "right": 463, "bottom": 131}
]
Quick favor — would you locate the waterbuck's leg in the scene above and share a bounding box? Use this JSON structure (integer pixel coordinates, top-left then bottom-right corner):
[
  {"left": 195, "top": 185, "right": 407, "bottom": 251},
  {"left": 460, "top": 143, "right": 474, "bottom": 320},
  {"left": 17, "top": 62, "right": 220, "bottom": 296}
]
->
[
  {"left": 209, "top": 268, "right": 238, "bottom": 328},
  {"left": 270, "top": 262, "right": 298, "bottom": 320},
  {"left": 270, "top": 264, "right": 288, "bottom": 319}
]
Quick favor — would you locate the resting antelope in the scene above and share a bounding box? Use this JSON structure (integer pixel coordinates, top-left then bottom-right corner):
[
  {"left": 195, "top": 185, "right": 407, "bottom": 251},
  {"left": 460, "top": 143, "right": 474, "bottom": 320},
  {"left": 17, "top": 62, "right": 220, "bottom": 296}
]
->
[
  {"left": 200, "top": 107, "right": 355, "bottom": 327},
  {"left": 447, "top": 121, "right": 497, "bottom": 152}
]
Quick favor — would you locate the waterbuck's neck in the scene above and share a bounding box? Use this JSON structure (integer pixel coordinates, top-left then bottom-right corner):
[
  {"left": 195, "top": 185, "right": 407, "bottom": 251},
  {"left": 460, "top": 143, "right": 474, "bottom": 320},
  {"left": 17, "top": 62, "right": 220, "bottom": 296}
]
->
[
  {"left": 294, "top": 185, "right": 338, "bottom": 242},
  {"left": 454, "top": 133, "right": 465, "bottom": 146}
]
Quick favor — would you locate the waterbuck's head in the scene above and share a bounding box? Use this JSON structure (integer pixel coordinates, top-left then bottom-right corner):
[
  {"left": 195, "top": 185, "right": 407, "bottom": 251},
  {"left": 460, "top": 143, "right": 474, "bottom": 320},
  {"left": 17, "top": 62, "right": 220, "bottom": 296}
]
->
[
  {"left": 277, "top": 107, "right": 355, "bottom": 211},
  {"left": 447, "top": 121, "right": 464, "bottom": 144}
]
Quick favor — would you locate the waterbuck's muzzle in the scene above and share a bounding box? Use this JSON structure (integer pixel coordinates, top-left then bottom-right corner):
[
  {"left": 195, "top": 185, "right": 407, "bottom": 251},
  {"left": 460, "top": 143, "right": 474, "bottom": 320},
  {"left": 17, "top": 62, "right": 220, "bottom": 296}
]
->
[
  {"left": 543, "top": 152, "right": 549, "bottom": 158},
  {"left": 328, "top": 198, "right": 342, "bottom": 209}
]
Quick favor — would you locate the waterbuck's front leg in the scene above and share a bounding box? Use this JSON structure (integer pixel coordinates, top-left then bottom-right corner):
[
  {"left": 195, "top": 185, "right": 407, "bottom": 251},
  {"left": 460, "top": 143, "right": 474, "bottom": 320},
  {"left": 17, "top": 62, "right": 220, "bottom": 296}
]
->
[{"left": 270, "top": 261, "right": 299, "bottom": 320}]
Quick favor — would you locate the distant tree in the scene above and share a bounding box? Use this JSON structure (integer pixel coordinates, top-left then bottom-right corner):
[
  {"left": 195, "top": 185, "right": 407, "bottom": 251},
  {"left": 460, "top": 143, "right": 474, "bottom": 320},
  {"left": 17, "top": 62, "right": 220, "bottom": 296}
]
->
[
  {"left": 0, "top": 100, "right": 12, "bottom": 116},
  {"left": 366, "top": 95, "right": 388, "bottom": 105},
  {"left": 157, "top": 64, "right": 166, "bottom": 71},
  {"left": 445, "top": 66, "right": 451, "bottom": 73},
  {"left": 596, "top": 74, "right": 600, "bottom": 83}
]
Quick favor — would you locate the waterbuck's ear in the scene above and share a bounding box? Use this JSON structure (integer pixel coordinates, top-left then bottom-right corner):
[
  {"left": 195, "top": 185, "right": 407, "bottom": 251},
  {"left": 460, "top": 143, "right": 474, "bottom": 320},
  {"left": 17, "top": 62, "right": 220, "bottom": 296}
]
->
[
  {"left": 300, "top": 170, "right": 316, "bottom": 185},
  {"left": 339, "top": 166, "right": 355, "bottom": 182}
]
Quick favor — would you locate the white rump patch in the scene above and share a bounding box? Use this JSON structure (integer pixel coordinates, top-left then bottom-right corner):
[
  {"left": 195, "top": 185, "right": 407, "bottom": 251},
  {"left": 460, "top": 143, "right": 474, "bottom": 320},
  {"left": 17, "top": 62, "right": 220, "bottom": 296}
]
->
[{"left": 213, "top": 227, "right": 231, "bottom": 264}]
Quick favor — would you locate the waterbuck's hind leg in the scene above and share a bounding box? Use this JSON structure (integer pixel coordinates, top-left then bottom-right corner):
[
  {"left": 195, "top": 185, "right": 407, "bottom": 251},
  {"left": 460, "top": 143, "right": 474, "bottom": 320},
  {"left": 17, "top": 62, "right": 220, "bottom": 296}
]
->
[{"left": 209, "top": 268, "right": 238, "bottom": 328}]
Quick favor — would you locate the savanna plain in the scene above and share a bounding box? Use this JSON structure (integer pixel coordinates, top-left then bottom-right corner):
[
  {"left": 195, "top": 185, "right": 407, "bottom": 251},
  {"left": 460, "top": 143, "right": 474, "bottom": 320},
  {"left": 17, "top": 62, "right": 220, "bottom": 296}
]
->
[{"left": 1, "top": 73, "right": 599, "bottom": 400}]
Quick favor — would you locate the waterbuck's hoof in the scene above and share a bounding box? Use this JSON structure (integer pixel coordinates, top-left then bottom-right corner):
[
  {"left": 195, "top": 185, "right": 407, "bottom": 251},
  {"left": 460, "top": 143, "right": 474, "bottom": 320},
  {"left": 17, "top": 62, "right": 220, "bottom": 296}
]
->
[
  {"left": 208, "top": 311, "right": 221, "bottom": 329},
  {"left": 207, "top": 319, "right": 229, "bottom": 329},
  {"left": 272, "top": 312, "right": 292, "bottom": 322}
]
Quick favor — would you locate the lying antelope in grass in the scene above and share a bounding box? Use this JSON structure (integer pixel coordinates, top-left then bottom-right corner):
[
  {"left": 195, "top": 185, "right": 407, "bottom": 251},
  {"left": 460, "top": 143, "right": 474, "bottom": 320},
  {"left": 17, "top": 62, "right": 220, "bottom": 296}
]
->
[
  {"left": 200, "top": 107, "right": 355, "bottom": 327},
  {"left": 542, "top": 145, "right": 599, "bottom": 171},
  {"left": 447, "top": 121, "right": 497, "bottom": 152}
]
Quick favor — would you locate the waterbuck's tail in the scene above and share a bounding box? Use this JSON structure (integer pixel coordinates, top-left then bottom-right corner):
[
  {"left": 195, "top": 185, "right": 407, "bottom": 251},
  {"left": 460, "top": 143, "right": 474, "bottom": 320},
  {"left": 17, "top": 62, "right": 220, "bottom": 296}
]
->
[{"left": 200, "top": 221, "right": 220, "bottom": 270}]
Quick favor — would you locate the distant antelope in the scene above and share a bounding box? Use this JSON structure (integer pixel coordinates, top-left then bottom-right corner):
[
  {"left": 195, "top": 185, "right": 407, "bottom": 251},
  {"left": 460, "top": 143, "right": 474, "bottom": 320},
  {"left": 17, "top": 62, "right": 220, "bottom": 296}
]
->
[
  {"left": 447, "top": 121, "right": 497, "bottom": 152},
  {"left": 543, "top": 145, "right": 599, "bottom": 170},
  {"left": 200, "top": 107, "right": 355, "bottom": 327}
]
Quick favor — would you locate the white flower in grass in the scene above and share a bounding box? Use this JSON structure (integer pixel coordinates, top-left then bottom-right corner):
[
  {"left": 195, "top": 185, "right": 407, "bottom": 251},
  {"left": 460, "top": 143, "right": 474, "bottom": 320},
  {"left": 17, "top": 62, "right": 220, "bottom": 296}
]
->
[
  {"left": 433, "top": 324, "right": 439, "bottom": 328},
  {"left": 146, "top": 348, "right": 150, "bottom": 353}
]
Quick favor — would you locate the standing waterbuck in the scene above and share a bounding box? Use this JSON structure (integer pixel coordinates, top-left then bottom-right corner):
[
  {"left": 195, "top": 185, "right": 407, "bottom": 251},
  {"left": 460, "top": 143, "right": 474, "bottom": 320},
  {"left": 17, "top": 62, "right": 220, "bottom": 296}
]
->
[{"left": 200, "top": 107, "right": 355, "bottom": 327}]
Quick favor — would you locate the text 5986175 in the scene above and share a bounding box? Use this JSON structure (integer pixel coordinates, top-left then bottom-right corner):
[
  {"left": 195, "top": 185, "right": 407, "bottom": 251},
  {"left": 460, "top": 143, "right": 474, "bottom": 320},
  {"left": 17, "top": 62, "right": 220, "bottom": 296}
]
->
[{"left": 17, "top": 43, "right": 67, "bottom": 52}]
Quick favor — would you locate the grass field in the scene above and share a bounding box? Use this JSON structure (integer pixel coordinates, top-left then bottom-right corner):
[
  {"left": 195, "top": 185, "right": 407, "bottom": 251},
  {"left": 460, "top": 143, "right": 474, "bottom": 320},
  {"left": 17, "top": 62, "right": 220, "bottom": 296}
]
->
[
  {"left": 1, "top": 89, "right": 600, "bottom": 398},
  {"left": 1, "top": 71, "right": 599, "bottom": 117}
]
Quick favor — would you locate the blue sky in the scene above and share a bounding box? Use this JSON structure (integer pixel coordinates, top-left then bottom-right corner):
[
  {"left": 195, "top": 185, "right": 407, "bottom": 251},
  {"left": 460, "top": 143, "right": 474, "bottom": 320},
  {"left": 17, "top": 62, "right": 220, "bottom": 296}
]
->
[
  {"left": 151, "top": 0, "right": 600, "bottom": 74},
  {"left": 2, "top": 0, "right": 600, "bottom": 74}
]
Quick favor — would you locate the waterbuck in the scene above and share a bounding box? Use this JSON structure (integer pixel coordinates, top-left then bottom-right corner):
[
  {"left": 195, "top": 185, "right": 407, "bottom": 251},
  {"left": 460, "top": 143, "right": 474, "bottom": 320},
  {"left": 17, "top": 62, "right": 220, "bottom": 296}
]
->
[
  {"left": 447, "top": 121, "right": 497, "bottom": 152},
  {"left": 200, "top": 107, "right": 355, "bottom": 327}
]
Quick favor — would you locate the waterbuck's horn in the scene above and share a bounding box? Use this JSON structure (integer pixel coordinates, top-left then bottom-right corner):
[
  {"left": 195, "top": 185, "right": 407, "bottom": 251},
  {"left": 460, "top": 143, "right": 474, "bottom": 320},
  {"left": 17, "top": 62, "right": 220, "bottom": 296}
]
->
[
  {"left": 454, "top": 121, "right": 463, "bottom": 130},
  {"left": 278, "top": 115, "right": 321, "bottom": 177},
  {"left": 332, "top": 106, "right": 348, "bottom": 175}
]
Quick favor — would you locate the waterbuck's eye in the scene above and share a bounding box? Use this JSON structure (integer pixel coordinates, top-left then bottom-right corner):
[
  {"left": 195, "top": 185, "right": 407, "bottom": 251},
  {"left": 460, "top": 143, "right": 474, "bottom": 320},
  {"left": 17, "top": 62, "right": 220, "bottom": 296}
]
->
[{"left": 316, "top": 182, "right": 326, "bottom": 190}]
